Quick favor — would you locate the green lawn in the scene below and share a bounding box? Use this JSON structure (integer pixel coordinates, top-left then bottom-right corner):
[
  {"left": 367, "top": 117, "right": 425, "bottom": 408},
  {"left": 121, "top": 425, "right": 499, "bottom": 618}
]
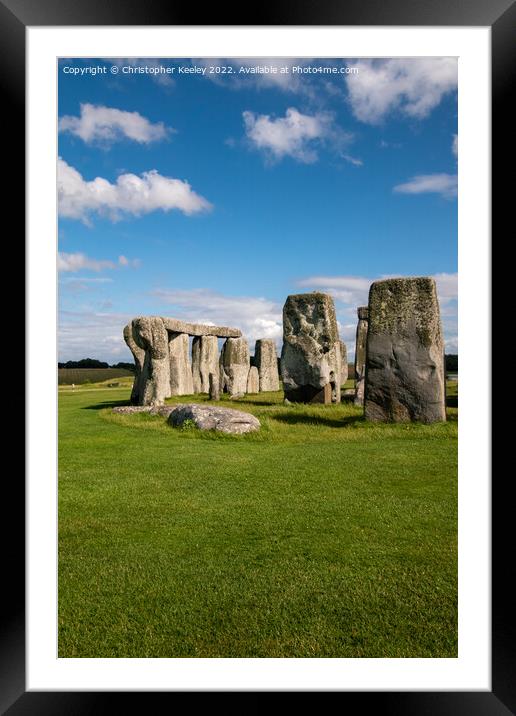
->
[{"left": 58, "top": 382, "right": 458, "bottom": 658}]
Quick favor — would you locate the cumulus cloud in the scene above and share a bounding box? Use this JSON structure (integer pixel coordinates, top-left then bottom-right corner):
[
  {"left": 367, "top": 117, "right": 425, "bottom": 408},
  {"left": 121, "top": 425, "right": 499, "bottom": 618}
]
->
[
  {"left": 296, "top": 272, "right": 458, "bottom": 358},
  {"left": 57, "top": 158, "right": 212, "bottom": 223},
  {"left": 243, "top": 107, "right": 356, "bottom": 164},
  {"left": 431, "top": 272, "right": 458, "bottom": 304},
  {"left": 243, "top": 108, "right": 330, "bottom": 163},
  {"left": 58, "top": 251, "right": 141, "bottom": 272},
  {"left": 345, "top": 58, "right": 457, "bottom": 124},
  {"left": 393, "top": 173, "right": 458, "bottom": 199},
  {"left": 58, "top": 252, "right": 117, "bottom": 272},
  {"left": 59, "top": 309, "right": 136, "bottom": 362},
  {"left": 59, "top": 103, "right": 169, "bottom": 145},
  {"left": 297, "top": 275, "right": 371, "bottom": 307},
  {"left": 299, "top": 272, "right": 457, "bottom": 305},
  {"left": 152, "top": 288, "right": 283, "bottom": 348},
  {"left": 452, "top": 133, "right": 458, "bottom": 158}
]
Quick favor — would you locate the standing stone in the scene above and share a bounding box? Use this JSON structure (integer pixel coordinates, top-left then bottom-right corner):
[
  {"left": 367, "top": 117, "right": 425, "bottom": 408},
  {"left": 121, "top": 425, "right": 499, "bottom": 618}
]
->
[
  {"left": 354, "top": 307, "right": 368, "bottom": 406},
  {"left": 132, "top": 316, "right": 171, "bottom": 406},
  {"left": 169, "top": 332, "right": 194, "bottom": 396},
  {"left": 123, "top": 323, "right": 146, "bottom": 405},
  {"left": 340, "top": 340, "right": 349, "bottom": 386},
  {"left": 254, "top": 339, "right": 280, "bottom": 392},
  {"left": 281, "top": 293, "right": 341, "bottom": 404},
  {"left": 192, "top": 335, "right": 219, "bottom": 394},
  {"left": 246, "top": 366, "right": 260, "bottom": 394},
  {"left": 209, "top": 372, "right": 220, "bottom": 401},
  {"left": 364, "top": 277, "right": 446, "bottom": 423},
  {"left": 220, "top": 337, "right": 250, "bottom": 397},
  {"left": 331, "top": 339, "right": 342, "bottom": 404}
]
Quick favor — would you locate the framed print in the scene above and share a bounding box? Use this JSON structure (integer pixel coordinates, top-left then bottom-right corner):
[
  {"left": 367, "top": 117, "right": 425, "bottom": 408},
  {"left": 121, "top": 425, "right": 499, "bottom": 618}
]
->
[{"left": 6, "top": 0, "right": 511, "bottom": 711}]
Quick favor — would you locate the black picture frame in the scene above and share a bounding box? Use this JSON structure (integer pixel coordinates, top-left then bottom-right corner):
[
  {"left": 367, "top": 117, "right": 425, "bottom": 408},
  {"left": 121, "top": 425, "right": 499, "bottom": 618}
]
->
[{"left": 8, "top": 0, "right": 508, "bottom": 711}]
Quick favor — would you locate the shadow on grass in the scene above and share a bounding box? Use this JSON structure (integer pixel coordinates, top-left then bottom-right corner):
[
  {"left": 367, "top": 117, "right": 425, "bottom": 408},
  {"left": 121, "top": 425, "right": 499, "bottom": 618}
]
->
[
  {"left": 272, "top": 413, "right": 365, "bottom": 428},
  {"left": 229, "top": 399, "right": 279, "bottom": 407},
  {"left": 82, "top": 400, "right": 131, "bottom": 411},
  {"left": 446, "top": 396, "right": 458, "bottom": 408}
]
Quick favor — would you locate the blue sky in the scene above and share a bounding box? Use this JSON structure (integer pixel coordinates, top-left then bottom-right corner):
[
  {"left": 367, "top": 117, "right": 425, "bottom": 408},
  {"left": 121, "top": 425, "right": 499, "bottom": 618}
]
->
[{"left": 58, "top": 58, "right": 458, "bottom": 362}]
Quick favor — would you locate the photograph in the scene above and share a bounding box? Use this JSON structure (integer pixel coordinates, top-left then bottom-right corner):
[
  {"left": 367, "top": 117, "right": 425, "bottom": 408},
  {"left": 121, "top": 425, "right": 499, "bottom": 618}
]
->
[
  {"left": 4, "top": 0, "right": 508, "bottom": 705},
  {"left": 57, "top": 56, "right": 459, "bottom": 659}
]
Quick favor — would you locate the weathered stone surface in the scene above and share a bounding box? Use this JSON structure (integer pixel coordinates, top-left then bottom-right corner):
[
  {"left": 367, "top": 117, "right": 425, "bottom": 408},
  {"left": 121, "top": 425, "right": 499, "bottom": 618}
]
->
[
  {"left": 340, "top": 340, "right": 349, "bottom": 387},
  {"left": 123, "top": 323, "right": 146, "bottom": 405},
  {"left": 125, "top": 314, "right": 241, "bottom": 406},
  {"left": 192, "top": 335, "right": 219, "bottom": 394},
  {"left": 331, "top": 340, "right": 342, "bottom": 404},
  {"left": 246, "top": 366, "right": 260, "bottom": 394},
  {"left": 168, "top": 404, "right": 260, "bottom": 434},
  {"left": 364, "top": 277, "right": 446, "bottom": 423},
  {"left": 161, "top": 317, "right": 241, "bottom": 338},
  {"left": 254, "top": 339, "right": 280, "bottom": 392},
  {"left": 132, "top": 316, "right": 171, "bottom": 406},
  {"left": 220, "top": 337, "right": 250, "bottom": 397},
  {"left": 280, "top": 293, "right": 341, "bottom": 404},
  {"left": 169, "top": 332, "right": 194, "bottom": 396},
  {"left": 209, "top": 372, "right": 220, "bottom": 401},
  {"left": 354, "top": 306, "right": 368, "bottom": 406}
]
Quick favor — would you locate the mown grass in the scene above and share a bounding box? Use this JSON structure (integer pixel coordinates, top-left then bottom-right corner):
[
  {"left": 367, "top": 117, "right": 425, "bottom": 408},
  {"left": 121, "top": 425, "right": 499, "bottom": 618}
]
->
[{"left": 58, "top": 382, "right": 458, "bottom": 658}]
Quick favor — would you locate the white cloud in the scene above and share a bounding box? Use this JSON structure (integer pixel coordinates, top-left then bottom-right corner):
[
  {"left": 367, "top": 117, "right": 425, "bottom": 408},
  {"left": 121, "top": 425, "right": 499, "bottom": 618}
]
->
[
  {"left": 341, "top": 154, "right": 363, "bottom": 167},
  {"left": 58, "top": 252, "right": 117, "bottom": 272},
  {"left": 345, "top": 58, "right": 457, "bottom": 124},
  {"left": 152, "top": 288, "right": 283, "bottom": 348},
  {"left": 59, "top": 309, "right": 136, "bottom": 362},
  {"left": 58, "top": 251, "right": 141, "bottom": 272},
  {"left": 58, "top": 158, "right": 212, "bottom": 223},
  {"left": 296, "top": 272, "right": 458, "bottom": 358},
  {"left": 59, "top": 103, "right": 169, "bottom": 144},
  {"left": 297, "top": 275, "right": 372, "bottom": 308},
  {"left": 432, "top": 272, "right": 458, "bottom": 304},
  {"left": 118, "top": 255, "right": 141, "bottom": 268},
  {"left": 452, "top": 133, "right": 458, "bottom": 158},
  {"left": 243, "top": 108, "right": 331, "bottom": 163},
  {"left": 393, "top": 173, "right": 457, "bottom": 199},
  {"left": 243, "top": 107, "right": 359, "bottom": 165}
]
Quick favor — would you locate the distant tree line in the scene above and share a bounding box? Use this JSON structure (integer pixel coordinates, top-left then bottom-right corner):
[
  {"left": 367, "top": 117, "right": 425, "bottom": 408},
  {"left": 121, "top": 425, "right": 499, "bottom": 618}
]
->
[
  {"left": 58, "top": 358, "right": 136, "bottom": 373},
  {"left": 445, "top": 354, "right": 458, "bottom": 372},
  {"left": 59, "top": 354, "right": 458, "bottom": 375}
]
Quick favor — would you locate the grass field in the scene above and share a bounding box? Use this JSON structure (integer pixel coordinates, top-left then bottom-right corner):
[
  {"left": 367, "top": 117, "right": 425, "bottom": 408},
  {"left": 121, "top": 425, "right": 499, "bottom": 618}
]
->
[{"left": 58, "top": 381, "right": 458, "bottom": 658}]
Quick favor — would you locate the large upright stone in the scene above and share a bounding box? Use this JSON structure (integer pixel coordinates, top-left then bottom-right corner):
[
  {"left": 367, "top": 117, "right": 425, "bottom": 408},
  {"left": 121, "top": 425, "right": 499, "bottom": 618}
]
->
[
  {"left": 209, "top": 372, "right": 220, "bottom": 401},
  {"left": 254, "top": 339, "right": 280, "bottom": 392},
  {"left": 340, "top": 340, "right": 349, "bottom": 386},
  {"left": 220, "top": 337, "right": 250, "bottom": 397},
  {"left": 364, "top": 277, "right": 446, "bottom": 423},
  {"left": 354, "top": 307, "right": 368, "bottom": 406},
  {"left": 191, "top": 335, "right": 219, "bottom": 394},
  {"left": 246, "top": 366, "right": 260, "bottom": 394},
  {"left": 281, "top": 293, "right": 341, "bottom": 404},
  {"left": 132, "top": 316, "right": 171, "bottom": 406},
  {"left": 168, "top": 332, "right": 194, "bottom": 396},
  {"left": 123, "top": 323, "right": 146, "bottom": 405}
]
